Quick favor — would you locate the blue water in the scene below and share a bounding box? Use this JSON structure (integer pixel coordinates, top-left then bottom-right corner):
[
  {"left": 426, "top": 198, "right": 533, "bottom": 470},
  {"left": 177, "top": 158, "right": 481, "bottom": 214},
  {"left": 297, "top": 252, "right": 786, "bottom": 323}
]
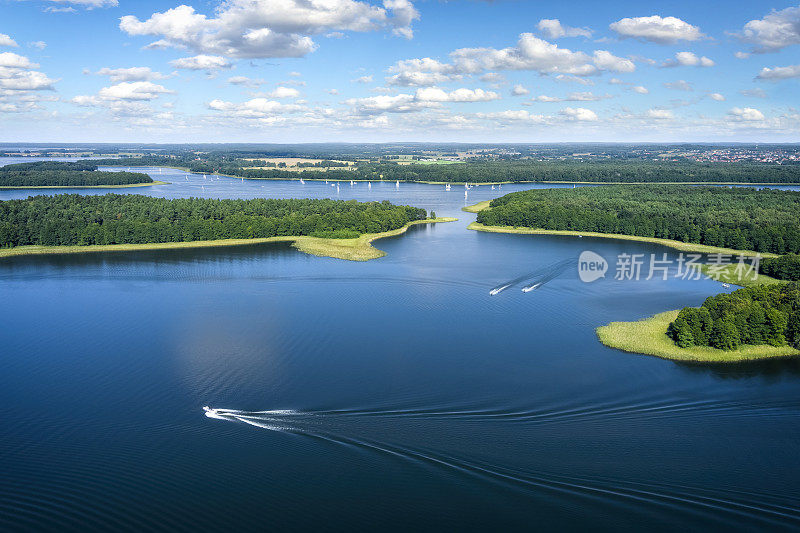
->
[{"left": 1, "top": 163, "right": 799, "bottom": 531}]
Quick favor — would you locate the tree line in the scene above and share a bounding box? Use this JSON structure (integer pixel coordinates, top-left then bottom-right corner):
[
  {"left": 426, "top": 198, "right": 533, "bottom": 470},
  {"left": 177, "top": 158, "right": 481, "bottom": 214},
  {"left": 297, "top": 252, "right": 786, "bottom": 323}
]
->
[
  {"left": 90, "top": 157, "right": 800, "bottom": 184},
  {"left": 476, "top": 185, "right": 800, "bottom": 254},
  {"left": 760, "top": 254, "right": 800, "bottom": 281},
  {"left": 667, "top": 283, "right": 800, "bottom": 351},
  {"left": 0, "top": 194, "right": 428, "bottom": 248},
  {"left": 0, "top": 161, "right": 153, "bottom": 187}
]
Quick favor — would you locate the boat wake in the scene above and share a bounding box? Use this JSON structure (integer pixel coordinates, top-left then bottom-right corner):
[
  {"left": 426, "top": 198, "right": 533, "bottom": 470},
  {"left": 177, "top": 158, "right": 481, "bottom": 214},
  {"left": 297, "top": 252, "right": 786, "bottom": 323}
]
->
[
  {"left": 202, "top": 404, "right": 800, "bottom": 529},
  {"left": 490, "top": 258, "right": 573, "bottom": 295}
]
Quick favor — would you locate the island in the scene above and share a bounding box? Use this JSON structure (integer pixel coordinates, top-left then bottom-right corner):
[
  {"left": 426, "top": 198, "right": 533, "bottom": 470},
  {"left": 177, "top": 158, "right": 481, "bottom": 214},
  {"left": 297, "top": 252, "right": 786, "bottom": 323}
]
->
[
  {"left": 0, "top": 161, "right": 163, "bottom": 188},
  {"left": 467, "top": 185, "right": 800, "bottom": 362},
  {"left": 0, "top": 194, "right": 454, "bottom": 261}
]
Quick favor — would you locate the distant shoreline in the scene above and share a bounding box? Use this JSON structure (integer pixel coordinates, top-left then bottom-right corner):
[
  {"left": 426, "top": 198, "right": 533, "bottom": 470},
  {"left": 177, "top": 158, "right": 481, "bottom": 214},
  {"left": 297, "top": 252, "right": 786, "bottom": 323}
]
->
[
  {"left": 0, "top": 217, "right": 457, "bottom": 262},
  {"left": 0, "top": 181, "right": 169, "bottom": 189}
]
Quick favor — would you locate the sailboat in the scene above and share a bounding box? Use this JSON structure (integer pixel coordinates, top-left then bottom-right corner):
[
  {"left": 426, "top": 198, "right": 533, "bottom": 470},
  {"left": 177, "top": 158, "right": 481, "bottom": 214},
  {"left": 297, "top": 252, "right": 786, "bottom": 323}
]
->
[
  {"left": 350, "top": 180, "right": 354, "bottom": 186},
  {"left": 300, "top": 177, "right": 305, "bottom": 184},
  {"left": 491, "top": 185, "right": 495, "bottom": 190},
  {"left": 396, "top": 180, "right": 399, "bottom": 189},
  {"left": 368, "top": 182, "right": 372, "bottom": 189}
]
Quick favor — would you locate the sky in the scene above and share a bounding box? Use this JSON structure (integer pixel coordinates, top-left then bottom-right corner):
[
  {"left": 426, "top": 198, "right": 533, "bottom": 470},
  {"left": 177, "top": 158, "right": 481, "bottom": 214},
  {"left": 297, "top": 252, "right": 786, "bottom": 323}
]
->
[{"left": 0, "top": 0, "right": 799, "bottom": 143}]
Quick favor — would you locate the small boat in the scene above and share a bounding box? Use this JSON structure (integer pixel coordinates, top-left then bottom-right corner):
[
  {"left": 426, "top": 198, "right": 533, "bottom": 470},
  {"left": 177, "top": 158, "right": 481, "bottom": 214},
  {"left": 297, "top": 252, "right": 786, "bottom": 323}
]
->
[
  {"left": 722, "top": 283, "right": 731, "bottom": 288},
  {"left": 522, "top": 282, "right": 541, "bottom": 293},
  {"left": 300, "top": 178, "right": 305, "bottom": 184},
  {"left": 368, "top": 182, "right": 372, "bottom": 189},
  {"left": 396, "top": 180, "right": 399, "bottom": 189}
]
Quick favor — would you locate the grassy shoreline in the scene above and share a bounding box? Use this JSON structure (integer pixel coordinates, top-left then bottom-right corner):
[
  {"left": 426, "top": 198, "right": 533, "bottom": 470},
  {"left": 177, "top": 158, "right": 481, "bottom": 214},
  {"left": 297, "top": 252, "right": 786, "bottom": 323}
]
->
[
  {"left": 0, "top": 181, "right": 169, "bottom": 189},
  {"left": 597, "top": 310, "right": 799, "bottom": 362},
  {"left": 0, "top": 217, "right": 457, "bottom": 262}
]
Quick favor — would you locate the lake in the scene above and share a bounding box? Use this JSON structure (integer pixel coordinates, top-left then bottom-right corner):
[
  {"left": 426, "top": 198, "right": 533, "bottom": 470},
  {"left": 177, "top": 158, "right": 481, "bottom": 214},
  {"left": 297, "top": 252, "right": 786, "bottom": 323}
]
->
[{"left": 1, "top": 164, "right": 799, "bottom": 531}]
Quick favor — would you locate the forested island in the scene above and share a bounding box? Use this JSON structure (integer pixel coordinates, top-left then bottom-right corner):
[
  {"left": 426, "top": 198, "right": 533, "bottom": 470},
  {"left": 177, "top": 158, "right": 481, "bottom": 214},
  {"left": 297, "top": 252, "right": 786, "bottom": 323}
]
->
[
  {"left": 0, "top": 194, "right": 444, "bottom": 261},
  {"left": 0, "top": 161, "right": 156, "bottom": 188},
  {"left": 89, "top": 156, "right": 800, "bottom": 184},
  {"left": 474, "top": 185, "right": 800, "bottom": 254},
  {"left": 667, "top": 283, "right": 800, "bottom": 351}
]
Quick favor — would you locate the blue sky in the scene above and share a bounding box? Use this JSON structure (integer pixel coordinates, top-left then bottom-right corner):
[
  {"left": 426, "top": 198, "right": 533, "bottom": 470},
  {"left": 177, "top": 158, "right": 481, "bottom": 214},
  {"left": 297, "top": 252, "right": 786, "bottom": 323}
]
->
[{"left": 0, "top": 0, "right": 799, "bottom": 142}]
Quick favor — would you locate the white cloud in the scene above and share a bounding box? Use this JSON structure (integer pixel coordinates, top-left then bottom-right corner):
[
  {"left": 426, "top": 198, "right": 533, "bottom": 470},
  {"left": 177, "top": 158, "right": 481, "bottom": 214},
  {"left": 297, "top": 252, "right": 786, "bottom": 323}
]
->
[
  {"left": 207, "top": 97, "right": 304, "bottom": 119},
  {"left": 415, "top": 87, "right": 500, "bottom": 102},
  {"left": 120, "top": 0, "right": 418, "bottom": 60},
  {"left": 327, "top": 88, "right": 339, "bottom": 95},
  {"left": 663, "top": 79, "right": 693, "bottom": 91},
  {"left": 28, "top": 41, "right": 47, "bottom": 50},
  {"left": 386, "top": 33, "right": 634, "bottom": 87},
  {"left": 662, "top": 51, "right": 714, "bottom": 68},
  {"left": 98, "top": 81, "right": 174, "bottom": 101},
  {"left": 475, "top": 110, "right": 547, "bottom": 123},
  {"left": 170, "top": 55, "right": 232, "bottom": 71},
  {"left": 709, "top": 93, "right": 725, "bottom": 101},
  {"left": 737, "top": 5, "right": 800, "bottom": 52},
  {"left": 266, "top": 86, "right": 301, "bottom": 98},
  {"left": 741, "top": 88, "right": 767, "bottom": 98},
  {"left": 735, "top": 51, "right": 750, "bottom": 59},
  {"left": 383, "top": 0, "right": 420, "bottom": 39},
  {"left": 537, "top": 19, "right": 592, "bottom": 39},
  {"left": 353, "top": 75, "right": 373, "bottom": 83},
  {"left": 756, "top": 64, "right": 800, "bottom": 80},
  {"left": 44, "top": 6, "right": 77, "bottom": 13},
  {"left": 35, "top": 0, "right": 117, "bottom": 8},
  {"left": 609, "top": 16, "right": 704, "bottom": 44},
  {"left": 0, "top": 70, "right": 56, "bottom": 91},
  {"left": 535, "top": 91, "right": 610, "bottom": 102},
  {"left": 592, "top": 50, "right": 635, "bottom": 72},
  {"left": 345, "top": 87, "right": 498, "bottom": 115},
  {"left": 511, "top": 84, "right": 529, "bottom": 96},
  {"left": 97, "top": 66, "right": 171, "bottom": 82},
  {"left": 0, "top": 34, "right": 19, "bottom": 48},
  {"left": 0, "top": 52, "right": 36, "bottom": 69},
  {"left": 560, "top": 107, "right": 598, "bottom": 121},
  {"left": 729, "top": 107, "right": 765, "bottom": 121},
  {"left": 0, "top": 52, "right": 56, "bottom": 92},
  {"left": 647, "top": 109, "right": 674, "bottom": 119},
  {"left": 228, "top": 75, "right": 264, "bottom": 88},
  {"left": 632, "top": 85, "right": 649, "bottom": 94}
]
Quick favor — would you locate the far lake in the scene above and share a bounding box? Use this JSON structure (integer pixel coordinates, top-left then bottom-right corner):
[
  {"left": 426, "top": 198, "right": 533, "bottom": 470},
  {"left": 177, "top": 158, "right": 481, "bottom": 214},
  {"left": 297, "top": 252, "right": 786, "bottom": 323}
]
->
[{"left": 1, "top": 163, "right": 799, "bottom": 531}]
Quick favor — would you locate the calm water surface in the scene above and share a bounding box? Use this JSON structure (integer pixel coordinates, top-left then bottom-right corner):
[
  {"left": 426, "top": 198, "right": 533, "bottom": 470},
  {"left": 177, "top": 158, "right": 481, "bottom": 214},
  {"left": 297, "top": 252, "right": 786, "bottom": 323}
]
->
[{"left": 1, "top": 164, "right": 799, "bottom": 531}]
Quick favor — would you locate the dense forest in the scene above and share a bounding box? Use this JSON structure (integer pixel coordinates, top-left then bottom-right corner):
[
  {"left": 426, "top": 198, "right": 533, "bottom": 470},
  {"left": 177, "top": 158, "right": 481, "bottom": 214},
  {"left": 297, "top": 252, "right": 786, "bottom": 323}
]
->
[
  {"left": 91, "top": 157, "right": 800, "bottom": 184},
  {"left": 0, "top": 161, "right": 153, "bottom": 187},
  {"left": 477, "top": 186, "right": 800, "bottom": 254},
  {"left": 760, "top": 254, "right": 800, "bottom": 281},
  {"left": 0, "top": 194, "right": 429, "bottom": 247},
  {"left": 667, "top": 283, "right": 800, "bottom": 351}
]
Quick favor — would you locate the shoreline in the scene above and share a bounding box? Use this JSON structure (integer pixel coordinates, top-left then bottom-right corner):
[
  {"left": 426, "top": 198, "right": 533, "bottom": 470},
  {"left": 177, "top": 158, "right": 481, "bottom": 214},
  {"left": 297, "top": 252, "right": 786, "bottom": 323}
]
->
[
  {"left": 0, "top": 217, "right": 457, "bottom": 262},
  {"left": 100, "top": 165, "right": 800, "bottom": 187},
  {"left": 0, "top": 181, "right": 169, "bottom": 189},
  {"left": 466, "top": 221, "right": 778, "bottom": 258},
  {"left": 596, "top": 310, "right": 800, "bottom": 362}
]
